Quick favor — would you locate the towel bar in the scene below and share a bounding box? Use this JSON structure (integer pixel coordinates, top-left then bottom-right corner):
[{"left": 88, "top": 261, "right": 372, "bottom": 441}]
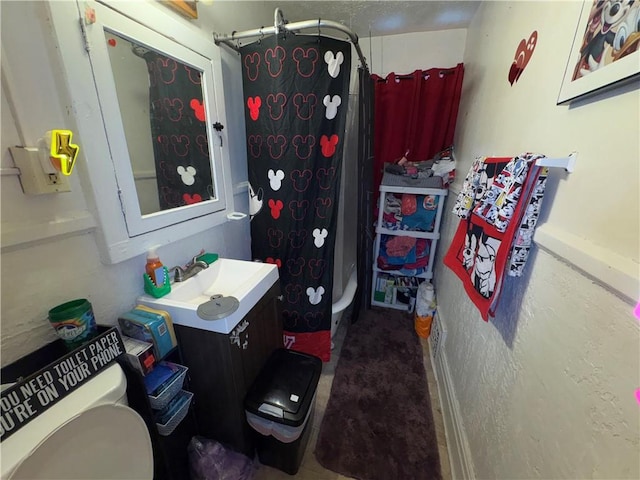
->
[{"left": 536, "top": 152, "right": 577, "bottom": 173}]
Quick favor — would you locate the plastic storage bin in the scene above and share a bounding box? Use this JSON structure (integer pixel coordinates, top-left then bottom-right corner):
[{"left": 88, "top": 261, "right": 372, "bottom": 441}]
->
[
  {"left": 244, "top": 348, "right": 322, "bottom": 475},
  {"left": 146, "top": 362, "right": 188, "bottom": 410},
  {"left": 155, "top": 390, "right": 193, "bottom": 436}
]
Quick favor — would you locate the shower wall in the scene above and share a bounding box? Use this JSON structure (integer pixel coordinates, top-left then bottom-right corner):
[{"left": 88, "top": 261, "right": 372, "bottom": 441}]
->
[{"left": 333, "top": 90, "right": 359, "bottom": 299}]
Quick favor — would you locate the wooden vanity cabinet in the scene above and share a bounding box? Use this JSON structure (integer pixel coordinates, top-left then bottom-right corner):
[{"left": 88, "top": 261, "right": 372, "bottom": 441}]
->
[{"left": 174, "top": 281, "right": 283, "bottom": 457}]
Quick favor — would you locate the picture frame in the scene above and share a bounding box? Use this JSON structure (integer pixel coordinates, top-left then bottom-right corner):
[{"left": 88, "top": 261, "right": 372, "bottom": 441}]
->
[
  {"left": 160, "top": 0, "right": 198, "bottom": 19},
  {"left": 557, "top": 0, "right": 639, "bottom": 104}
]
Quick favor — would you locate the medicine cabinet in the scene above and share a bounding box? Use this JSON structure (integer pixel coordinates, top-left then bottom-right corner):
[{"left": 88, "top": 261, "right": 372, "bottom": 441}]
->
[{"left": 46, "top": 0, "right": 234, "bottom": 263}]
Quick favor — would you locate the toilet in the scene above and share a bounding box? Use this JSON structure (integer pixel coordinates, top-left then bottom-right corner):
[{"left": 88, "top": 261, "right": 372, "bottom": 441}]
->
[{"left": 1, "top": 363, "right": 153, "bottom": 479}]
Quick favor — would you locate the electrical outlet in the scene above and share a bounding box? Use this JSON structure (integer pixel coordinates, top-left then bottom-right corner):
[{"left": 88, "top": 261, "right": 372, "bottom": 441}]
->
[
  {"left": 47, "top": 173, "right": 64, "bottom": 185},
  {"left": 9, "top": 146, "right": 71, "bottom": 194}
]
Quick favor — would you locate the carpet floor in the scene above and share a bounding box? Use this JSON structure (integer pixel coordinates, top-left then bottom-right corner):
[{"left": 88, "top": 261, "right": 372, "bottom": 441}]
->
[{"left": 314, "top": 307, "right": 441, "bottom": 480}]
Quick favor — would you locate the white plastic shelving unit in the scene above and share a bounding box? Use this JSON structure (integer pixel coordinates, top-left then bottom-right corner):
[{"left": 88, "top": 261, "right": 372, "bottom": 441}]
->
[{"left": 371, "top": 173, "right": 448, "bottom": 311}]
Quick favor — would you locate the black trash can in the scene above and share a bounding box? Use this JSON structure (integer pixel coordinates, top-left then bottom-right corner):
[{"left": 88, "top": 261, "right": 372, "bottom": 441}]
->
[{"left": 244, "top": 348, "right": 322, "bottom": 475}]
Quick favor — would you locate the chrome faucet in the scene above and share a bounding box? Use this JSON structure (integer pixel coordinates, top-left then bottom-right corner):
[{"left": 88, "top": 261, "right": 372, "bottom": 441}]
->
[{"left": 169, "top": 257, "right": 209, "bottom": 282}]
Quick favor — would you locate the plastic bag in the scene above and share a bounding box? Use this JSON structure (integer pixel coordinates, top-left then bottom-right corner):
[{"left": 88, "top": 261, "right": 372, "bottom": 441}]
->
[
  {"left": 188, "top": 436, "right": 256, "bottom": 480},
  {"left": 431, "top": 159, "right": 456, "bottom": 187}
]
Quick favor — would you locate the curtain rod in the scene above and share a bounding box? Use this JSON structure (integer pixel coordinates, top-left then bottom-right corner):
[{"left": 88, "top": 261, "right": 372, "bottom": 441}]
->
[
  {"left": 213, "top": 8, "right": 368, "bottom": 70},
  {"left": 375, "top": 70, "right": 456, "bottom": 82}
]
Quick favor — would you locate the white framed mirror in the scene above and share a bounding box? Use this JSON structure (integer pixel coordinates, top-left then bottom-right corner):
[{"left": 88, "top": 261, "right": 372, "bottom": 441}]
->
[
  {"left": 46, "top": 0, "right": 234, "bottom": 263},
  {"left": 106, "top": 31, "right": 218, "bottom": 217}
]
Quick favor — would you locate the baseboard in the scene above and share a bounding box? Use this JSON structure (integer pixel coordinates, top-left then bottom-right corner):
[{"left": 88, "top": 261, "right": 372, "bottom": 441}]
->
[{"left": 430, "top": 310, "right": 475, "bottom": 479}]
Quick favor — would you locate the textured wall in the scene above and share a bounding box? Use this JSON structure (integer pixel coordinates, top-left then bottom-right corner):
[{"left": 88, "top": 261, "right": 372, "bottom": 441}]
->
[
  {"left": 437, "top": 212, "right": 640, "bottom": 478},
  {"left": 434, "top": 1, "right": 640, "bottom": 478}
]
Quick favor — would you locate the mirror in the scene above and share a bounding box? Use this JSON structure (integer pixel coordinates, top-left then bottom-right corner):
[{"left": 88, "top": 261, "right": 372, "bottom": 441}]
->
[{"left": 105, "top": 31, "right": 214, "bottom": 216}]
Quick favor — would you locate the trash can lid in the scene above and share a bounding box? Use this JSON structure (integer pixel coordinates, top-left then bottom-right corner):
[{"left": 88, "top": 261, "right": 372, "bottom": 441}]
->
[{"left": 245, "top": 349, "right": 322, "bottom": 427}]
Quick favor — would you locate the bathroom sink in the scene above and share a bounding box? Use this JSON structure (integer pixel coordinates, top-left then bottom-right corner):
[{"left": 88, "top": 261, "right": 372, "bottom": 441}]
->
[{"left": 137, "top": 258, "right": 279, "bottom": 334}]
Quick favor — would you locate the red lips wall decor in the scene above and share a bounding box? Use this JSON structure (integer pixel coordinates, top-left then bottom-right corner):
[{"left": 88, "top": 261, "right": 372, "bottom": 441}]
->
[{"left": 509, "top": 31, "right": 537, "bottom": 85}]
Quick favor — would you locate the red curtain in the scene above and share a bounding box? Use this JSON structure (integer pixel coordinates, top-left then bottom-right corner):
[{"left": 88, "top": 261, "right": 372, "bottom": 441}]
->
[{"left": 371, "top": 63, "right": 464, "bottom": 192}]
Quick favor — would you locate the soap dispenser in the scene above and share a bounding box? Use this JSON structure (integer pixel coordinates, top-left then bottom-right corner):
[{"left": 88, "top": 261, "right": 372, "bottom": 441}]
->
[
  {"left": 145, "top": 248, "right": 165, "bottom": 287},
  {"left": 143, "top": 248, "right": 171, "bottom": 298}
]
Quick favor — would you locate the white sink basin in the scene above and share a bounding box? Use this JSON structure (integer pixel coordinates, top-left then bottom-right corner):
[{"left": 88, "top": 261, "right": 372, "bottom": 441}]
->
[{"left": 137, "top": 258, "right": 279, "bottom": 334}]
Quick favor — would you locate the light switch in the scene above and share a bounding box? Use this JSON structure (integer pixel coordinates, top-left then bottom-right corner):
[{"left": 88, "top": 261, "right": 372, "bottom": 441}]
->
[{"left": 9, "top": 147, "right": 71, "bottom": 195}]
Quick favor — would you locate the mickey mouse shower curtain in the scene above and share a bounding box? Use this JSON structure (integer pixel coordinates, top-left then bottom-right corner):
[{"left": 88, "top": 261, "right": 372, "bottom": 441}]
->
[{"left": 241, "top": 34, "right": 351, "bottom": 361}]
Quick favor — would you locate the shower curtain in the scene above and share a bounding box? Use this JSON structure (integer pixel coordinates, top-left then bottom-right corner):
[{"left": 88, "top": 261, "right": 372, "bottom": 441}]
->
[
  {"left": 241, "top": 34, "right": 351, "bottom": 361},
  {"left": 371, "top": 63, "right": 464, "bottom": 193},
  {"left": 354, "top": 68, "right": 375, "bottom": 318}
]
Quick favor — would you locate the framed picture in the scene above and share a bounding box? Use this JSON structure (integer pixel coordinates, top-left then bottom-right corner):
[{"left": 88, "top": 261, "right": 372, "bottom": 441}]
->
[
  {"left": 557, "top": 0, "right": 639, "bottom": 104},
  {"left": 160, "top": 0, "right": 198, "bottom": 19}
]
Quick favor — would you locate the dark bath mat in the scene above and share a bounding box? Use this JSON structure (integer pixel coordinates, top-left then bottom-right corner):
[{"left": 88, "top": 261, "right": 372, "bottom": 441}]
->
[{"left": 315, "top": 308, "right": 441, "bottom": 480}]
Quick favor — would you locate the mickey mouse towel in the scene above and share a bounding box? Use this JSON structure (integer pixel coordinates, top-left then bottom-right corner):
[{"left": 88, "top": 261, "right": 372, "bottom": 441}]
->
[
  {"left": 444, "top": 153, "right": 548, "bottom": 321},
  {"left": 241, "top": 35, "right": 351, "bottom": 361}
]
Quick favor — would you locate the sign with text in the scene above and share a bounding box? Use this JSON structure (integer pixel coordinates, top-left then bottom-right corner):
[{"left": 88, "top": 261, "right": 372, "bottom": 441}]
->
[{"left": 0, "top": 327, "right": 125, "bottom": 441}]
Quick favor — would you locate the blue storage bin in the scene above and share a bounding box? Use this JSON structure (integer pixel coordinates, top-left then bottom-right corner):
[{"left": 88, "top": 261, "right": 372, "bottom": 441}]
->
[{"left": 146, "top": 362, "right": 188, "bottom": 410}]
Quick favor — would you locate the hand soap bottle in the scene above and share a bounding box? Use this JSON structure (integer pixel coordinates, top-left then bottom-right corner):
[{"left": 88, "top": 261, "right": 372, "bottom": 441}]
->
[{"left": 145, "top": 248, "right": 165, "bottom": 287}]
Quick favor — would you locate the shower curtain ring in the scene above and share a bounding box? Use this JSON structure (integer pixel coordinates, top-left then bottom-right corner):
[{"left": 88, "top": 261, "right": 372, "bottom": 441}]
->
[
  {"left": 259, "top": 27, "right": 264, "bottom": 44},
  {"left": 317, "top": 18, "right": 321, "bottom": 42},
  {"left": 231, "top": 31, "right": 241, "bottom": 51}
]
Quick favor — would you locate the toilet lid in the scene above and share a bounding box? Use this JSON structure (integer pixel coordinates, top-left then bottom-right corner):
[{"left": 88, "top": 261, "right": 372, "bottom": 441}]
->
[{"left": 9, "top": 405, "right": 153, "bottom": 479}]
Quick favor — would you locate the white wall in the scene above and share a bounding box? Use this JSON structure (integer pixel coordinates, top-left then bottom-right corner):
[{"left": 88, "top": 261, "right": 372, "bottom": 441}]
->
[
  {"left": 0, "top": 1, "right": 251, "bottom": 367},
  {"left": 433, "top": 1, "right": 640, "bottom": 478},
  {"left": 363, "top": 29, "right": 467, "bottom": 76}
]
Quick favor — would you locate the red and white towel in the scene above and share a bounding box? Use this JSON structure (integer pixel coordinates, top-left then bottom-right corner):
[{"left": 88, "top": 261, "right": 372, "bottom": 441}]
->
[{"left": 444, "top": 153, "right": 548, "bottom": 320}]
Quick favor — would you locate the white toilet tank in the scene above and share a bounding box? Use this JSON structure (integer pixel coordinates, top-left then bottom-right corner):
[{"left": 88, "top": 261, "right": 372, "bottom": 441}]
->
[{"left": 1, "top": 363, "right": 153, "bottom": 480}]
